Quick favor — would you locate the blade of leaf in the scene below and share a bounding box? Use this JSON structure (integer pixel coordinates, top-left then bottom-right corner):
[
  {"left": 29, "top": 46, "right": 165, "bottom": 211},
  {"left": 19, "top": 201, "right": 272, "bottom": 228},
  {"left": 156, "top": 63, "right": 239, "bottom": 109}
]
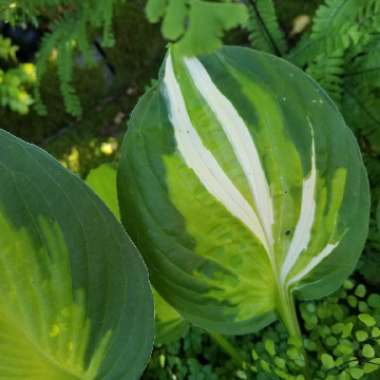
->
[
  {"left": 117, "top": 46, "right": 369, "bottom": 337},
  {"left": 0, "top": 130, "right": 154, "bottom": 380}
]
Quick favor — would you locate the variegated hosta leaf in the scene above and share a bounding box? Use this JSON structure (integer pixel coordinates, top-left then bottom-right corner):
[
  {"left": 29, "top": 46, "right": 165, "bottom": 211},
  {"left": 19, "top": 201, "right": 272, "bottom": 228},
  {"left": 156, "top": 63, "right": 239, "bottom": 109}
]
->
[
  {"left": 0, "top": 130, "right": 154, "bottom": 379},
  {"left": 117, "top": 46, "right": 370, "bottom": 336},
  {"left": 86, "top": 164, "right": 189, "bottom": 345}
]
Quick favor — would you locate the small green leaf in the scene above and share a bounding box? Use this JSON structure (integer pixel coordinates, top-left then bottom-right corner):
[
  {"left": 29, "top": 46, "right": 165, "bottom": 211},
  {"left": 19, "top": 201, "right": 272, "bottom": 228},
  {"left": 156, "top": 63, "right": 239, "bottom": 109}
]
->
[
  {"left": 260, "top": 359, "right": 271, "bottom": 373},
  {"left": 264, "top": 339, "right": 276, "bottom": 356},
  {"left": 274, "top": 357, "right": 286, "bottom": 369},
  {"left": 363, "top": 358, "right": 380, "bottom": 374},
  {"left": 355, "top": 330, "right": 368, "bottom": 342},
  {"left": 338, "top": 371, "right": 351, "bottom": 380},
  {"left": 159, "top": 353, "right": 166, "bottom": 368},
  {"left": 372, "top": 326, "right": 380, "bottom": 338},
  {"left": 362, "top": 344, "right": 375, "bottom": 359},
  {"left": 335, "top": 341, "right": 354, "bottom": 356},
  {"left": 326, "top": 336, "right": 338, "bottom": 346},
  {"left": 348, "top": 295, "right": 358, "bottom": 308},
  {"left": 348, "top": 367, "right": 364, "bottom": 379},
  {"left": 358, "top": 301, "right": 369, "bottom": 313},
  {"left": 252, "top": 349, "right": 259, "bottom": 361},
  {"left": 332, "top": 323, "right": 344, "bottom": 335},
  {"left": 368, "top": 294, "right": 380, "bottom": 309},
  {"left": 364, "top": 362, "right": 380, "bottom": 374},
  {"left": 342, "top": 322, "right": 354, "bottom": 338},
  {"left": 287, "top": 347, "right": 303, "bottom": 361},
  {"left": 344, "top": 280, "right": 355, "bottom": 290},
  {"left": 355, "top": 284, "right": 366, "bottom": 298},
  {"left": 304, "top": 338, "right": 317, "bottom": 351},
  {"left": 321, "top": 353, "right": 335, "bottom": 369},
  {"left": 358, "top": 313, "right": 376, "bottom": 327}
]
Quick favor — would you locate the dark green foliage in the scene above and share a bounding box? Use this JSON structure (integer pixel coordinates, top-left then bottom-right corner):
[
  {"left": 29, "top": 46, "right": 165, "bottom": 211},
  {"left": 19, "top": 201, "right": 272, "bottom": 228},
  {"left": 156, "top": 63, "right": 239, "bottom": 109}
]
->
[
  {"left": 245, "top": 0, "right": 380, "bottom": 154},
  {"left": 0, "top": 0, "right": 124, "bottom": 116},
  {"left": 143, "top": 328, "right": 241, "bottom": 379},
  {"left": 144, "top": 280, "right": 380, "bottom": 379},
  {"left": 289, "top": 0, "right": 380, "bottom": 153},
  {"left": 358, "top": 206, "right": 380, "bottom": 287},
  {"left": 248, "top": 281, "right": 380, "bottom": 379},
  {"left": 245, "top": 0, "right": 287, "bottom": 56}
]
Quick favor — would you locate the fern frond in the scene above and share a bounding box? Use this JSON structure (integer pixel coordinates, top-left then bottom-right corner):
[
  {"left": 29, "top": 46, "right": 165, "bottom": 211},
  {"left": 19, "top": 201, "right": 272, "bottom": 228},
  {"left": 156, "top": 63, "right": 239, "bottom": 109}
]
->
[
  {"left": 246, "top": 0, "right": 287, "bottom": 55},
  {"left": 342, "top": 85, "right": 380, "bottom": 153},
  {"left": 284, "top": 0, "right": 380, "bottom": 156},
  {"left": 346, "top": 39, "right": 380, "bottom": 86},
  {"left": 288, "top": 0, "right": 361, "bottom": 66},
  {"left": 34, "top": 15, "right": 78, "bottom": 116},
  {"left": 358, "top": 0, "right": 380, "bottom": 30},
  {"left": 1, "top": 0, "right": 122, "bottom": 116},
  {"left": 311, "top": 0, "right": 358, "bottom": 41},
  {"left": 57, "top": 40, "right": 81, "bottom": 117},
  {"left": 306, "top": 51, "right": 345, "bottom": 103}
]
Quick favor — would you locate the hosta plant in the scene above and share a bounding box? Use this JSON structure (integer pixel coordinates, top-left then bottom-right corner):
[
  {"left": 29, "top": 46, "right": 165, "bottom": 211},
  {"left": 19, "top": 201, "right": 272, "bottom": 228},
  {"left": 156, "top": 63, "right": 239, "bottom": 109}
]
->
[
  {"left": 0, "top": 130, "right": 154, "bottom": 380},
  {"left": 117, "top": 46, "right": 370, "bottom": 340}
]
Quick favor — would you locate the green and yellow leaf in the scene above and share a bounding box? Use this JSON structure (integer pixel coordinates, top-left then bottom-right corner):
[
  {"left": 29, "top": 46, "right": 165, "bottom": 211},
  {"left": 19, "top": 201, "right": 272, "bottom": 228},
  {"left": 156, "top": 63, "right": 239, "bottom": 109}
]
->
[
  {"left": 117, "top": 46, "right": 370, "bottom": 336},
  {"left": 0, "top": 130, "right": 154, "bottom": 379}
]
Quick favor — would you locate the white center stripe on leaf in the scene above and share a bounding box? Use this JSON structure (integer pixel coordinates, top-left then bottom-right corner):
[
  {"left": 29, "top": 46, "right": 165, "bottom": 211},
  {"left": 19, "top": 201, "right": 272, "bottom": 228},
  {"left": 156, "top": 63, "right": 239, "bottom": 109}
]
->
[
  {"left": 163, "top": 54, "right": 269, "bottom": 253},
  {"left": 184, "top": 57, "right": 274, "bottom": 250},
  {"left": 281, "top": 128, "right": 317, "bottom": 285},
  {"left": 287, "top": 242, "right": 338, "bottom": 287}
]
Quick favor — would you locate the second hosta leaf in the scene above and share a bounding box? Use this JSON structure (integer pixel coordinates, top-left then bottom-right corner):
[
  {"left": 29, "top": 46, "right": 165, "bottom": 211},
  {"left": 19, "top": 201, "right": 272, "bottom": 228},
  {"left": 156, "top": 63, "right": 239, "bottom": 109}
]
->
[
  {"left": 0, "top": 130, "right": 154, "bottom": 379},
  {"left": 118, "top": 46, "right": 370, "bottom": 336}
]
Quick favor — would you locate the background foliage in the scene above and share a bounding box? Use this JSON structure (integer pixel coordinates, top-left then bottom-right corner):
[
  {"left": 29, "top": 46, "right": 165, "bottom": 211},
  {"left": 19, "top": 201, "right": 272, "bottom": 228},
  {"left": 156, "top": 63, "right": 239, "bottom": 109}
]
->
[
  {"left": 1, "top": 0, "right": 380, "bottom": 379},
  {"left": 0, "top": 35, "right": 35, "bottom": 113}
]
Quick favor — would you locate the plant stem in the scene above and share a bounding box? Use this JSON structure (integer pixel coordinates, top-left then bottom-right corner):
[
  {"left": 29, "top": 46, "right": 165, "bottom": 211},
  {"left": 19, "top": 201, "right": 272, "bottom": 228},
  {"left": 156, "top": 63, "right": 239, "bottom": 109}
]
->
[
  {"left": 277, "top": 286, "right": 303, "bottom": 342},
  {"left": 276, "top": 285, "right": 313, "bottom": 379},
  {"left": 209, "top": 332, "right": 246, "bottom": 366}
]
